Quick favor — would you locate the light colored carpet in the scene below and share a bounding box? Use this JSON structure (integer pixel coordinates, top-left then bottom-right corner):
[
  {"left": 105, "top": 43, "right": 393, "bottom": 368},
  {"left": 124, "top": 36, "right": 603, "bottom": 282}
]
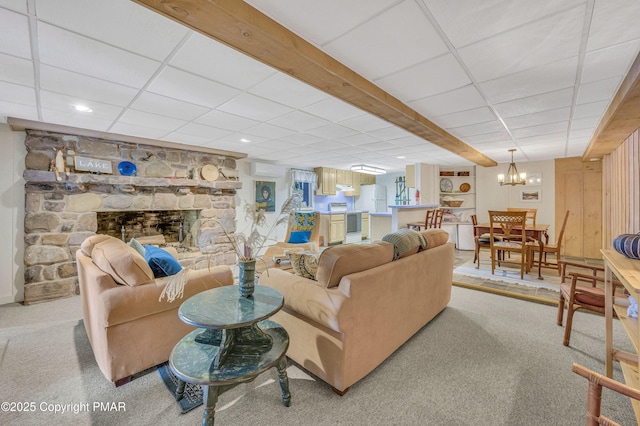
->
[
  {"left": 0, "top": 287, "right": 635, "bottom": 425},
  {"left": 454, "top": 256, "right": 561, "bottom": 292}
]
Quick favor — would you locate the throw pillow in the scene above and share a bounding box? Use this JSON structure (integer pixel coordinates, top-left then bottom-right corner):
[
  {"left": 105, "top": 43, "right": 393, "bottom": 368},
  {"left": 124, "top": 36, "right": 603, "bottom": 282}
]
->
[
  {"left": 288, "top": 230, "right": 311, "bottom": 244},
  {"left": 293, "top": 212, "right": 317, "bottom": 231},
  {"left": 90, "top": 237, "right": 154, "bottom": 286},
  {"left": 144, "top": 245, "right": 183, "bottom": 278},
  {"left": 127, "top": 238, "right": 145, "bottom": 257},
  {"left": 289, "top": 252, "right": 319, "bottom": 280}
]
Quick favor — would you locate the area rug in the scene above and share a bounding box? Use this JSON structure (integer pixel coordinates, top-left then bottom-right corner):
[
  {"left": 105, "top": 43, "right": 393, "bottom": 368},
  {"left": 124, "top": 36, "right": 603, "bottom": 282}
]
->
[
  {"left": 157, "top": 362, "right": 203, "bottom": 414},
  {"left": 454, "top": 256, "right": 561, "bottom": 292}
]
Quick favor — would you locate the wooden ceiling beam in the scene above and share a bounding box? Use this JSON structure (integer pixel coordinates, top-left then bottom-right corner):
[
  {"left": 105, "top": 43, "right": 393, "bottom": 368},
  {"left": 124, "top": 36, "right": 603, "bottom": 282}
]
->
[
  {"left": 132, "top": 0, "right": 497, "bottom": 167},
  {"left": 582, "top": 52, "right": 640, "bottom": 160}
]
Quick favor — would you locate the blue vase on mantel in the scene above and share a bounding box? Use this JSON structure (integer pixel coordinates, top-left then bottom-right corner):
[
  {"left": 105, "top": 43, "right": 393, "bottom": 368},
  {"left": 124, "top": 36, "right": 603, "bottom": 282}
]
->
[{"left": 238, "top": 260, "right": 256, "bottom": 297}]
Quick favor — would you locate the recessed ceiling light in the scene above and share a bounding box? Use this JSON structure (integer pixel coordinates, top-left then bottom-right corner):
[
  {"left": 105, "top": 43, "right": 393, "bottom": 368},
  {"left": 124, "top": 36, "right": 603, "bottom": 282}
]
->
[
  {"left": 397, "top": 156, "right": 406, "bottom": 159},
  {"left": 240, "top": 138, "right": 251, "bottom": 143},
  {"left": 74, "top": 104, "right": 92, "bottom": 112}
]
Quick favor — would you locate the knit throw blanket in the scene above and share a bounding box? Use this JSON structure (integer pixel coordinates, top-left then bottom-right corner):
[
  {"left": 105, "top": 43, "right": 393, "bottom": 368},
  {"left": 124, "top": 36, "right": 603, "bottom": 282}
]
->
[{"left": 381, "top": 228, "right": 428, "bottom": 260}]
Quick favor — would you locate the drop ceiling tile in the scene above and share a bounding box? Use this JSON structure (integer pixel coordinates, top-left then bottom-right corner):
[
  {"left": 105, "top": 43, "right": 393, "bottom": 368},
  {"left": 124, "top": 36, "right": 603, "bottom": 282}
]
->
[
  {"left": 447, "top": 120, "right": 506, "bottom": 137},
  {"left": 367, "top": 125, "right": 412, "bottom": 140},
  {"left": 463, "top": 130, "right": 511, "bottom": 143},
  {"left": 424, "top": 0, "right": 576, "bottom": 48},
  {"left": 338, "top": 114, "right": 390, "bottom": 132},
  {"left": 492, "top": 88, "right": 574, "bottom": 118},
  {"left": 248, "top": 72, "right": 329, "bottom": 108},
  {"left": 39, "top": 91, "right": 122, "bottom": 120},
  {"left": 119, "top": 109, "right": 186, "bottom": 132},
  {"left": 176, "top": 122, "right": 234, "bottom": 141},
  {"left": 0, "top": 80, "right": 36, "bottom": 105},
  {"left": 0, "top": 52, "right": 33, "bottom": 86},
  {"left": 566, "top": 144, "right": 587, "bottom": 157},
  {"left": 42, "top": 108, "right": 115, "bottom": 131},
  {"left": 244, "top": 123, "right": 296, "bottom": 139},
  {"left": 0, "top": 8, "right": 31, "bottom": 59},
  {"left": 375, "top": 54, "right": 471, "bottom": 101},
  {"left": 38, "top": 23, "right": 161, "bottom": 88},
  {"left": 586, "top": 0, "right": 640, "bottom": 52},
  {"left": 511, "top": 121, "right": 568, "bottom": 138},
  {"left": 39, "top": 65, "right": 139, "bottom": 106},
  {"left": 35, "top": 0, "right": 188, "bottom": 60},
  {"left": 573, "top": 100, "right": 609, "bottom": 119},
  {"left": 245, "top": 0, "right": 397, "bottom": 46},
  {"left": 470, "top": 139, "right": 514, "bottom": 149},
  {"left": 481, "top": 57, "right": 578, "bottom": 104},
  {"left": 333, "top": 133, "right": 381, "bottom": 146},
  {"left": 302, "top": 97, "right": 365, "bottom": 122},
  {"left": 570, "top": 116, "right": 600, "bottom": 131},
  {"left": 307, "top": 124, "right": 357, "bottom": 140},
  {"left": 159, "top": 131, "right": 211, "bottom": 146},
  {"left": 569, "top": 128, "right": 597, "bottom": 139},
  {"left": 131, "top": 92, "right": 210, "bottom": 122},
  {"left": 582, "top": 40, "right": 640, "bottom": 84},
  {"left": 279, "top": 133, "right": 327, "bottom": 145},
  {"left": 503, "top": 107, "right": 571, "bottom": 130},
  {"left": 435, "top": 106, "right": 496, "bottom": 128},
  {"left": 195, "top": 110, "right": 259, "bottom": 132},
  {"left": 576, "top": 76, "right": 621, "bottom": 104},
  {"left": 268, "top": 110, "right": 329, "bottom": 132},
  {"left": 0, "top": 100, "right": 38, "bottom": 121},
  {"left": 108, "top": 121, "right": 174, "bottom": 139},
  {"left": 324, "top": 1, "right": 448, "bottom": 80},
  {"left": 149, "top": 67, "right": 241, "bottom": 109},
  {"left": 216, "top": 133, "right": 268, "bottom": 145},
  {"left": 459, "top": 5, "right": 584, "bottom": 83},
  {"left": 409, "top": 85, "right": 486, "bottom": 117},
  {"left": 170, "top": 32, "right": 276, "bottom": 90},
  {"left": 217, "top": 93, "right": 292, "bottom": 121},
  {"left": 390, "top": 136, "right": 433, "bottom": 147},
  {"left": 0, "top": 0, "right": 27, "bottom": 13}
]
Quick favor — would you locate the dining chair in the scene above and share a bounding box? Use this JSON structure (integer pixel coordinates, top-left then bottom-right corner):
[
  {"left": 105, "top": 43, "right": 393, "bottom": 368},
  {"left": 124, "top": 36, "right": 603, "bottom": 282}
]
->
[
  {"left": 471, "top": 214, "right": 502, "bottom": 267},
  {"left": 431, "top": 208, "right": 443, "bottom": 229},
  {"left": 507, "top": 207, "right": 537, "bottom": 227},
  {"left": 488, "top": 210, "right": 532, "bottom": 279},
  {"left": 528, "top": 210, "right": 569, "bottom": 275},
  {"left": 557, "top": 260, "right": 625, "bottom": 346},
  {"left": 407, "top": 208, "right": 439, "bottom": 231}
]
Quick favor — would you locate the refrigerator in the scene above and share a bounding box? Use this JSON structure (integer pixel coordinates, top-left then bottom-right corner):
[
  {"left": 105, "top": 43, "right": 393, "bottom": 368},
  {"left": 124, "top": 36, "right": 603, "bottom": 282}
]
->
[{"left": 355, "top": 184, "right": 388, "bottom": 213}]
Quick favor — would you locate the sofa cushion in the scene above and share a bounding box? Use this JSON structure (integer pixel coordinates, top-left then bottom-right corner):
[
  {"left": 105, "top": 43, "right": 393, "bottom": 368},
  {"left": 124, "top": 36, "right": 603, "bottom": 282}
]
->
[
  {"left": 420, "top": 229, "right": 449, "bottom": 250},
  {"left": 381, "top": 228, "right": 428, "bottom": 259},
  {"left": 91, "top": 237, "right": 154, "bottom": 286},
  {"left": 316, "top": 241, "right": 394, "bottom": 288},
  {"left": 144, "top": 245, "right": 182, "bottom": 278},
  {"left": 289, "top": 251, "right": 319, "bottom": 280},
  {"left": 80, "top": 234, "right": 113, "bottom": 257}
]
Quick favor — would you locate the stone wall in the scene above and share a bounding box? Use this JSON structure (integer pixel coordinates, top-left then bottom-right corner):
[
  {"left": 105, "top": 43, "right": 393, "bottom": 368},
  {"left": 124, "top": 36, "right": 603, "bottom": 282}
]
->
[{"left": 23, "top": 130, "right": 242, "bottom": 304}]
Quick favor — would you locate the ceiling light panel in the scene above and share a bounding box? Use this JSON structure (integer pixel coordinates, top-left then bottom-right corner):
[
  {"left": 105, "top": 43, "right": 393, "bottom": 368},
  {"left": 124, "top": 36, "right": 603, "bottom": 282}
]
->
[
  {"left": 170, "top": 32, "right": 277, "bottom": 90},
  {"left": 38, "top": 23, "right": 161, "bottom": 88},
  {"left": 0, "top": 8, "right": 31, "bottom": 59},
  {"left": 324, "top": 1, "right": 448, "bottom": 80}
]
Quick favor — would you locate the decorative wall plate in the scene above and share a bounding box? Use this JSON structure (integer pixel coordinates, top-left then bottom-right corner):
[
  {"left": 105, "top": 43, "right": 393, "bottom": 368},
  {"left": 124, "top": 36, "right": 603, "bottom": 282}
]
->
[
  {"left": 440, "top": 178, "right": 453, "bottom": 193},
  {"left": 200, "top": 164, "right": 220, "bottom": 181},
  {"left": 460, "top": 183, "right": 471, "bottom": 192},
  {"left": 117, "top": 161, "right": 137, "bottom": 176}
]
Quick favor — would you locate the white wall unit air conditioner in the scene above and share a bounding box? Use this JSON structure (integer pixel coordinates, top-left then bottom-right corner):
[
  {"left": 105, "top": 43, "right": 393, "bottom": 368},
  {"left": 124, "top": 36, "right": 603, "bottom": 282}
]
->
[{"left": 251, "top": 162, "right": 286, "bottom": 178}]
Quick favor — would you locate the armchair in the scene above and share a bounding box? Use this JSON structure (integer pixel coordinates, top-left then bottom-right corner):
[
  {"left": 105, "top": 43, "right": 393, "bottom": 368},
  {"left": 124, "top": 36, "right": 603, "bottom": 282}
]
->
[{"left": 273, "top": 211, "right": 320, "bottom": 253}]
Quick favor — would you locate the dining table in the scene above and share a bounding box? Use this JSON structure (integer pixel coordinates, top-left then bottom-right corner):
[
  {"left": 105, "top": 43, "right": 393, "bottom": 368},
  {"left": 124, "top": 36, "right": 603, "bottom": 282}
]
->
[{"left": 474, "top": 222, "right": 550, "bottom": 280}]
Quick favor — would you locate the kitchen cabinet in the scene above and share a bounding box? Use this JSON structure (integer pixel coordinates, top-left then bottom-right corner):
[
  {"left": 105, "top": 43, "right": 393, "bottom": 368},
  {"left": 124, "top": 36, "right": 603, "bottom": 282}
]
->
[
  {"left": 315, "top": 167, "right": 336, "bottom": 195},
  {"left": 359, "top": 173, "right": 376, "bottom": 185},
  {"left": 319, "top": 213, "right": 345, "bottom": 246},
  {"left": 362, "top": 212, "right": 369, "bottom": 239},
  {"left": 344, "top": 174, "right": 361, "bottom": 196}
]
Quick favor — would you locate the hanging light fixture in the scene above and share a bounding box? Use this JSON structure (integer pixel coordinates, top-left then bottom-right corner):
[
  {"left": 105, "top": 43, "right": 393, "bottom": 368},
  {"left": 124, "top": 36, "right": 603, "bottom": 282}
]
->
[{"left": 497, "top": 149, "right": 526, "bottom": 186}]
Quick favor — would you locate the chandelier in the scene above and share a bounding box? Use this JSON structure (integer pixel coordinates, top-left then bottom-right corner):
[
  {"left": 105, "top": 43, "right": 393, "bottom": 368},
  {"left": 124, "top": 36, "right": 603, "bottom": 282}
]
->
[{"left": 497, "top": 149, "right": 526, "bottom": 186}]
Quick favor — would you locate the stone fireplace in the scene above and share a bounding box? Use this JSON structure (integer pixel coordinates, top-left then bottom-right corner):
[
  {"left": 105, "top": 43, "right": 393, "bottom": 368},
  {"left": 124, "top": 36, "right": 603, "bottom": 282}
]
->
[{"left": 22, "top": 129, "right": 243, "bottom": 304}]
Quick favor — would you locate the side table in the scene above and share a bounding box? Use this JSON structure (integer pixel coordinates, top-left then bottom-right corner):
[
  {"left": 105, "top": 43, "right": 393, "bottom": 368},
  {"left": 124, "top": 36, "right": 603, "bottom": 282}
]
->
[{"left": 170, "top": 285, "right": 291, "bottom": 425}]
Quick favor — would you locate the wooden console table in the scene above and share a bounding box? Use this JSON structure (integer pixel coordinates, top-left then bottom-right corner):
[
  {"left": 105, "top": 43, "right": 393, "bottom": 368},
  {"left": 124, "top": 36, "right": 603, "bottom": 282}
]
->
[
  {"left": 170, "top": 285, "right": 291, "bottom": 425},
  {"left": 603, "top": 248, "right": 640, "bottom": 420}
]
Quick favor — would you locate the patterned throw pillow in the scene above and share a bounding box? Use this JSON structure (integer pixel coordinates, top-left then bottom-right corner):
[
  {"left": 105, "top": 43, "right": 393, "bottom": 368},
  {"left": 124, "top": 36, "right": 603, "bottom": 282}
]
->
[
  {"left": 293, "top": 212, "right": 316, "bottom": 231},
  {"left": 289, "top": 251, "right": 319, "bottom": 280}
]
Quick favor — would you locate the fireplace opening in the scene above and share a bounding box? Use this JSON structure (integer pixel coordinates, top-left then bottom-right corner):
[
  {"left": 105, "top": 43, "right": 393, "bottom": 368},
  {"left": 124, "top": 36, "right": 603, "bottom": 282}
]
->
[{"left": 96, "top": 210, "right": 200, "bottom": 251}]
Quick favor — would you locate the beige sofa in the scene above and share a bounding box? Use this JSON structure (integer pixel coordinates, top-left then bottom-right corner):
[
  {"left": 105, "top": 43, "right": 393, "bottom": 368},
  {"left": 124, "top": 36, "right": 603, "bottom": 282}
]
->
[
  {"left": 258, "top": 229, "right": 454, "bottom": 394},
  {"left": 76, "top": 235, "right": 233, "bottom": 385}
]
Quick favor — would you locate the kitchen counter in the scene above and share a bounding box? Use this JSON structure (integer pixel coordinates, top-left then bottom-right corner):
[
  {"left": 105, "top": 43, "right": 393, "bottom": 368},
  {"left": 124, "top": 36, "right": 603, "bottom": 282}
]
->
[{"left": 389, "top": 203, "right": 439, "bottom": 231}]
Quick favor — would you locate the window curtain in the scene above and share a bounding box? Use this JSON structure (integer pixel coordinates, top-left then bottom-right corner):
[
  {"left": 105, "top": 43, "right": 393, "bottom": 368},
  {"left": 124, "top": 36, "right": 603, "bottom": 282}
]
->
[{"left": 290, "top": 168, "right": 317, "bottom": 188}]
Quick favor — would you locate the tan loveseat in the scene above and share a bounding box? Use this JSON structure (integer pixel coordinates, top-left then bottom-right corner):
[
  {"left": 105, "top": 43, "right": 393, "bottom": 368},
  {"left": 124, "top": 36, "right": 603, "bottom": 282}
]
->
[
  {"left": 76, "top": 235, "right": 233, "bottom": 385},
  {"left": 258, "top": 229, "right": 454, "bottom": 394}
]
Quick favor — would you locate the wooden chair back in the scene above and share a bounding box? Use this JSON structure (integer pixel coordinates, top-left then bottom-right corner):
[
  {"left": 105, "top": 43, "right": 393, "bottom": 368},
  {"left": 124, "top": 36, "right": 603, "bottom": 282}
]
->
[
  {"left": 488, "top": 210, "right": 528, "bottom": 279},
  {"left": 431, "top": 209, "right": 443, "bottom": 228},
  {"left": 555, "top": 210, "right": 570, "bottom": 253},
  {"left": 424, "top": 209, "right": 435, "bottom": 229},
  {"left": 507, "top": 207, "right": 537, "bottom": 227}
]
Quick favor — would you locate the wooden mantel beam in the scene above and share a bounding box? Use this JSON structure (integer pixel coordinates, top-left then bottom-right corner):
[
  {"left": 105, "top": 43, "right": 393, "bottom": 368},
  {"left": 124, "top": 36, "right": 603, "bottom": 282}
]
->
[
  {"left": 582, "top": 52, "right": 640, "bottom": 160},
  {"left": 132, "top": 0, "right": 497, "bottom": 167}
]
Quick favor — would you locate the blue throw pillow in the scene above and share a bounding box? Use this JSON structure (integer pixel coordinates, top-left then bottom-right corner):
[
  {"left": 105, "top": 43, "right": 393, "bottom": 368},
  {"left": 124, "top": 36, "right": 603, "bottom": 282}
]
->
[
  {"left": 288, "top": 230, "right": 311, "bottom": 244},
  {"left": 144, "top": 245, "right": 182, "bottom": 278}
]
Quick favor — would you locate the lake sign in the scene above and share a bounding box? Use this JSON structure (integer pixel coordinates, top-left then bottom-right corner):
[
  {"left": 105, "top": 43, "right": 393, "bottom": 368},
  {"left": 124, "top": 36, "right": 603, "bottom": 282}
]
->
[{"left": 74, "top": 156, "right": 113, "bottom": 174}]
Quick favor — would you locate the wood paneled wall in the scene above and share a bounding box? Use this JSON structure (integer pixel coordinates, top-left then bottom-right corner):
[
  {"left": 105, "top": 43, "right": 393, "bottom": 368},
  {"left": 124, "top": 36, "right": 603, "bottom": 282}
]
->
[
  {"left": 555, "top": 157, "right": 602, "bottom": 258},
  {"left": 603, "top": 128, "right": 640, "bottom": 247}
]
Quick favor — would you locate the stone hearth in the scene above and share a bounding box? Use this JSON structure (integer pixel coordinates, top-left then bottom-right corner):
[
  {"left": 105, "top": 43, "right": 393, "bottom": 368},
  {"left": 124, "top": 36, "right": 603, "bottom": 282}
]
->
[{"left": 23, "top": 129, "right": 243, "bottom": 304}]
